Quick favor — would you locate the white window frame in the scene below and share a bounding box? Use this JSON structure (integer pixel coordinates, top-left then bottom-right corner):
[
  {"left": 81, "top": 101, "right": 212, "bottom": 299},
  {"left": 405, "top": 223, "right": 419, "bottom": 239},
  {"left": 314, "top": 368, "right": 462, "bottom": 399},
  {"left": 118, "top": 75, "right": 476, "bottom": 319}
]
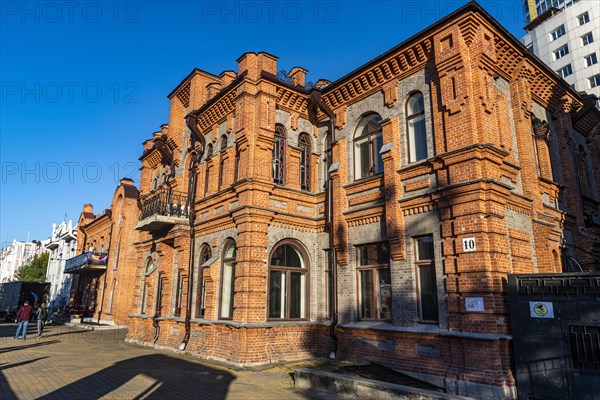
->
[
  {"left": 584, "top": 53, "right": 598, "bottom": 68},
  {"left": 581, "top": 32, "right": 594, "bottom": 46},
  {"left": 558, "top": 64, "right": 573, "bottom": 78},
  {"left": 549, "top": 24, "right": 566, "bottom": 41},
  {"left": 577, "top": 11, "right": 590, "bottom": 26},
  {"left": 553, "top": 44, "right": 569, "bottom": 61}
]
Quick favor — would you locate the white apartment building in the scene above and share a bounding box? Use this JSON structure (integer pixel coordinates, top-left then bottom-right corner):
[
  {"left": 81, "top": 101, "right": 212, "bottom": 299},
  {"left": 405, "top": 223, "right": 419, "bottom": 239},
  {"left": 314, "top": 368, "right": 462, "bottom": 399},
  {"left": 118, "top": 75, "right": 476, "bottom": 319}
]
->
[
  {"left": 0, "top": 240, "right": 49, "bottom": 283},
  {"left": 521, "top": 1, "right": 600, "bottom": 97},
  {"left": 45, "top": 220, "right": 77, "bottom": 311}
]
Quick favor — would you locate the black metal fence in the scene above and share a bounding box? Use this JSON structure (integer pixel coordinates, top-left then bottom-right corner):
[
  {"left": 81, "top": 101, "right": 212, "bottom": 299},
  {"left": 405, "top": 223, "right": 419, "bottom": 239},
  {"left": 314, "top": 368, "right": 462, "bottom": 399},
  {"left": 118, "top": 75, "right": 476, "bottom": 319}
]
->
[
  {"left": 140, "top": 188, "right": 189, "bottom": 220},
  {"left": 508, "top": 272, "right": 600, "bottom": 400}
]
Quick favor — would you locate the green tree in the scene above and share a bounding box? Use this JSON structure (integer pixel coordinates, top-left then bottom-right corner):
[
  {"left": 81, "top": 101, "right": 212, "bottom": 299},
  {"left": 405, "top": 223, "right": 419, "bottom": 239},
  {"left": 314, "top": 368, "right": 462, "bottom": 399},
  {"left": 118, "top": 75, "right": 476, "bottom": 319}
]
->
[{"left": 16, "top": 252, "right": 49, "bottom": 282}]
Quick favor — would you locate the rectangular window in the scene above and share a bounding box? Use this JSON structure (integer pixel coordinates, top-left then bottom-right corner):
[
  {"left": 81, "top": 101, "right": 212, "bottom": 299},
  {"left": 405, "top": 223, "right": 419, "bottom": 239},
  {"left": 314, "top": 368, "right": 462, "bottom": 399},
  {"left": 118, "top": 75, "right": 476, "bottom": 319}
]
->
[
  {"left": 325, "top": 249, "right": 333, "bottom": 319},
  {"left": 589, "top": 74, "right": 600, "bottom": 89},
  {"left": 549, "top": 24, "right": 566, "bottom": 41},
  {"left": 196, "top": 277, "right": 206, "bottom": 318},
  {"left": 218, "top": 159, "right": 225, "bottom": 189},
  {"left": 584, "top": 53, "right": 598, "bottom": 67},
  {"left": 156, "top": 277, "right": 166, "bottom": 316},
  {"left": 220, "top": 261, "right": 235, "bottom": 319},
  {"left": 558, "top": 64, "right": 573, "bottom": 78},
  {"left": 356, "top": 243, "right": 391, "bottom": 320},
  {"left": 553, "top": 44, "right": 569, "bottom": 60},
  {"left": 581, "top": 32, "right": 594, "bottom": 46},
  {"left": 174, "top": 270, "right": 184, "bottom": 316},
  {"left": 415, "top": 236, "right": 438, "bottom": 322},
  {"left": 577, "top": 11, "right": 589, "bottom": 26}
]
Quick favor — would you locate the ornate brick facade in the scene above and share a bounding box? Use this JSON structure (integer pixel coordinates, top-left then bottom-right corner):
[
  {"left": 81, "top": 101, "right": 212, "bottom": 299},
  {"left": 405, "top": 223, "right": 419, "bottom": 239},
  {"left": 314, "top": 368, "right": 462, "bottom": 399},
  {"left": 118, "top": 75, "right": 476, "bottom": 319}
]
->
[{"left": 69, "top": 3, "right": 599, "bottom": 398}]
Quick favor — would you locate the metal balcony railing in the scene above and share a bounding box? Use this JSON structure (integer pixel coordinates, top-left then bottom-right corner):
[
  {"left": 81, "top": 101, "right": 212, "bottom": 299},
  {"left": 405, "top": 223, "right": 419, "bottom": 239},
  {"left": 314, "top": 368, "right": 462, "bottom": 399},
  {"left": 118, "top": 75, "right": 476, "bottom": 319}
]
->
[
  {"left": 65, "top": 252, "right": 108, "bottom": 273},
  {"left": 140, "top": 187, "right": 189, "bottom": 221}
]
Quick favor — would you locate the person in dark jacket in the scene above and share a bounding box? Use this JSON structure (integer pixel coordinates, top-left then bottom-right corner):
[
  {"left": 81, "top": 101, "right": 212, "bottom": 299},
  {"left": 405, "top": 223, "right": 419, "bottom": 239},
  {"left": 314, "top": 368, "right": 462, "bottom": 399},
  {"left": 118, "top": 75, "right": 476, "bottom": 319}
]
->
[
  {"left": 36, "top": 303, "right": 48, "bottom": 337},
  {"left": 15, "top": 301, "right": 33, "bottom": 340}
]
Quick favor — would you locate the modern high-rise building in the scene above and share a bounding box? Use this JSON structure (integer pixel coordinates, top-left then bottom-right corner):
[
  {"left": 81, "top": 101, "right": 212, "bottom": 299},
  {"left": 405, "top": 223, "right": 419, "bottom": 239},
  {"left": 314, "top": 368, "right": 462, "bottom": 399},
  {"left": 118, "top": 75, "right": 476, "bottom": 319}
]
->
[
  {"left": 521, "top": 0, "right": 600, "bottom": 97},
  {"left": 523, "top": 0, "right": 582, "bottom": 24}
]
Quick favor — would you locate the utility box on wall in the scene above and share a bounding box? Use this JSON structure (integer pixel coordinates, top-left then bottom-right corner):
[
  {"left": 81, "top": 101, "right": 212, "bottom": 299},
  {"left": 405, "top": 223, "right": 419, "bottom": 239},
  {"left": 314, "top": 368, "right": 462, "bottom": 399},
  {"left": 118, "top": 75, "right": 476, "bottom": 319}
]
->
[{"left": 508, "top": 273, "right": 600, "bottom": 400}]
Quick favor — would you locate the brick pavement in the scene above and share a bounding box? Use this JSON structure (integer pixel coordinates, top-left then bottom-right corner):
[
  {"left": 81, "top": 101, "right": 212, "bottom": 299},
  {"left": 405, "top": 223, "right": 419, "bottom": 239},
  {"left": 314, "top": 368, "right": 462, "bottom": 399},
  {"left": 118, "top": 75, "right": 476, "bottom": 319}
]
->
[{"left": 0, "top": 323, "right": 336, "bottom": 400}]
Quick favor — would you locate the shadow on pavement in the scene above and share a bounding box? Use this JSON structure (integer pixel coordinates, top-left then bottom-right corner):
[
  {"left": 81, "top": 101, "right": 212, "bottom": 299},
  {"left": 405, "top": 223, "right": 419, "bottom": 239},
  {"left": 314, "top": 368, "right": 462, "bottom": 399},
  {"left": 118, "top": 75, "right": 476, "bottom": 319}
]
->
[
  {"left": 0, "top": 357, "right": 49, "bottom": 371},
  {"left": 0, "top": 340, "right": 60, "bottom": 354},
  {"left": 37, "top": 354, "right": 235, "bottom": 400}
]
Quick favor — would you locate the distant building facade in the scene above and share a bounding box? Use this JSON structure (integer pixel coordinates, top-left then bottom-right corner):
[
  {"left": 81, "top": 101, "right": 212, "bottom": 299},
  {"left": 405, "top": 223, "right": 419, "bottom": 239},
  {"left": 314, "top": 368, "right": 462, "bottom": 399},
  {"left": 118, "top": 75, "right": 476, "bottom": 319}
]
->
[
  {"left": 45, "top": 220, "right": 77, "bottom": 312},
  {"left": 65, "top": 179, "right": 140, "bottom": 324},
  {"left": 0, "top": 240, "right": 48, "bottom": 283},
  {"left": 521, "top": 0, "right": 600, "bottom": 97}
]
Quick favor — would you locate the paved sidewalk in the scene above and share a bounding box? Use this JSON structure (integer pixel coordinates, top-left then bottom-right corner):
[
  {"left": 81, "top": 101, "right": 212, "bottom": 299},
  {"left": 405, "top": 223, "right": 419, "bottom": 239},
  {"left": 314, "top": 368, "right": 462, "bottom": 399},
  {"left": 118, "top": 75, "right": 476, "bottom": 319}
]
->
[{"left": 0, "top": 323, "right": 335, "bottom": 400}]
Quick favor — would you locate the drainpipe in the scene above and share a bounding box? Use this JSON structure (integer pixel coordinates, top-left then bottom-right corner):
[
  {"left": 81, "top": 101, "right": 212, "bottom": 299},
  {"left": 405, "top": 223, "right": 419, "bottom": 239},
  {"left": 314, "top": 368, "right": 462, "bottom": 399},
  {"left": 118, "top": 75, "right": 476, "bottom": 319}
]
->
[
  {"left": 179, "top": 113, "right": 206, "bottom": 351},
  {"left": 309, "top": 90, "right": 338, "bottom": 358}
]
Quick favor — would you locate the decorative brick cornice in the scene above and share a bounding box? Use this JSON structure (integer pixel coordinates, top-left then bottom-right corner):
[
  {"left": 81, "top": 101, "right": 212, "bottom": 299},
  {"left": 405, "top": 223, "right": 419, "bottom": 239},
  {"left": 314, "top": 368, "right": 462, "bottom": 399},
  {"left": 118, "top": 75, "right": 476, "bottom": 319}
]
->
[
  {"left": 322, "top": 40, "right": 433, "bottom": 110},
  {"left": 196, "top": 89, "right": 237, "bottom": 133},
  {"left": 346, "top": 214, "right": 382, "bottom": 228},
  {"left": 275, "top": 85, "right": 309, "bottom": 116},
  {"left": 402, "top": 203, "right": 437, "bottom": 216}
]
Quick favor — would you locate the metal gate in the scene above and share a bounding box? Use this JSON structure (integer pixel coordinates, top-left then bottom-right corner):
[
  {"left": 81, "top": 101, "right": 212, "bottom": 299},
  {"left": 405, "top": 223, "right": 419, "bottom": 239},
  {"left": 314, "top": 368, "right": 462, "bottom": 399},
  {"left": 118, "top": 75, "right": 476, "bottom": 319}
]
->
[{"left": 508, "top": 273, "right": 600, "bottom": 400}]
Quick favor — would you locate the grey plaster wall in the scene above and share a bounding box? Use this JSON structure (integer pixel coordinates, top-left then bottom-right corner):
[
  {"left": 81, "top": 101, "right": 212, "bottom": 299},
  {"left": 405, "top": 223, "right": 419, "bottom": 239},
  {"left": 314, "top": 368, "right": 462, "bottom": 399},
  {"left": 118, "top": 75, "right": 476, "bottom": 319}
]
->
[{"left": 505, "top": 209, "right": 537, "bottom": 273}]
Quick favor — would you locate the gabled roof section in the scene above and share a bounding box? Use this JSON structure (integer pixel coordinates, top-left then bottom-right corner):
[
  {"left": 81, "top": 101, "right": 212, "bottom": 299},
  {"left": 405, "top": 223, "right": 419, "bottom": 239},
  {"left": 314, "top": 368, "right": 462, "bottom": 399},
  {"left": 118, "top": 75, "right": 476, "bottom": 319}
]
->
[{"left": 167, "top": 68, "right": 220, "bottom": 99}]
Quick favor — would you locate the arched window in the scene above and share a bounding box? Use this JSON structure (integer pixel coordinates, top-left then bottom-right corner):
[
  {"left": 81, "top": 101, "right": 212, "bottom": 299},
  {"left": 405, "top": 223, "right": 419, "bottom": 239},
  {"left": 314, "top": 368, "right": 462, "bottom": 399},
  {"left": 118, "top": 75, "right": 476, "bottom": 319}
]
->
[
  {"left": 273, "top": 125, "right": 286, "bottom": 184},
  {"left": 406, "top": 92, "right": 427, "bottom": 163},
  {"left": 174, "top": 270, "right": 185, "bottom": 316},
  {"left": 140, "top": 258, "right": 152, "bottom": 314},
  {"left": 268, "top": 241, "right": 308, "bottom": 319},
  {"left": 531, "top": 116, "right": 542, "bottom": 176},
  {"left": 218, "top": 136, "right": 228, "bottom": 189},
  {"left": 206, "top": 143, "right": 213, "bottom": 159},
  {"left": 196, "top": 244, "right": 211, "bottom": 318},
  {"left": 354, "top": 113, "right": 383, "bottom": 179},
  {"left": 299, "top": 133, "right": 311, "bottom": 190},
  {"left": 220, "top": 240, "right": 236, "bottom": 319},
  {"left": 576, "top": 145, "right": 593, "bottom": 198},
  {"left": 204, "top": 165, "right": 211, "bottom": 197}
]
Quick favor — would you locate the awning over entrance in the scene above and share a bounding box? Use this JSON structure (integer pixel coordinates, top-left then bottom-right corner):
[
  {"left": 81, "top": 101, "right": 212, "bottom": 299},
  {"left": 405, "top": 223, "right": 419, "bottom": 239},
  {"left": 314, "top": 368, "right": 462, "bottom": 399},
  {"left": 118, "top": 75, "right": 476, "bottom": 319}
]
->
[{"left": 65, "top": 252, "right": 108, "bottom": 274}]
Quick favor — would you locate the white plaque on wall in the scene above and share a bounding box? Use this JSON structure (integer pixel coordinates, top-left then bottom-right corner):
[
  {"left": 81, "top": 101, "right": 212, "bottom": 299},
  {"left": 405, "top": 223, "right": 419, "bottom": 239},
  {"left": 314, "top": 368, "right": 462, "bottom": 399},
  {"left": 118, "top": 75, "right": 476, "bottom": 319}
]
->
[
  {"left": 462, "top": 237, "right": 476, "bottom": 252},
  {"left": 465, "top": 297, "right": 485, "bottom": 312}
]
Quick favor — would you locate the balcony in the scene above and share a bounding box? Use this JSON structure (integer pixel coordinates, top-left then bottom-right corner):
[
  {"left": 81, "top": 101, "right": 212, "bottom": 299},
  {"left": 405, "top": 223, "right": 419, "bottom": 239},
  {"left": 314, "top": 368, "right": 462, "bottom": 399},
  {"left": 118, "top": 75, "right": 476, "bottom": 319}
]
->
[
  {"left": 135, "top": 187, "right": 189, "bottom": 231},
  {"left": 65, "top": 252, "right": 108, "bottom": 274}
]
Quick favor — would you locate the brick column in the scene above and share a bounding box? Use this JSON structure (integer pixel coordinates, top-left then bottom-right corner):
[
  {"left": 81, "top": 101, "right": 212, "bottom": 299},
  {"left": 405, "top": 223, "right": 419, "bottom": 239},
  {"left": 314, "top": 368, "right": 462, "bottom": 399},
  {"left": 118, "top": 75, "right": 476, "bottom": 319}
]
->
[
  {"left": 232, "top": 208, "right": 272, "bottom": 323},
  {"left": 380, "top": 116, "right": 405, "bottom": 260}
]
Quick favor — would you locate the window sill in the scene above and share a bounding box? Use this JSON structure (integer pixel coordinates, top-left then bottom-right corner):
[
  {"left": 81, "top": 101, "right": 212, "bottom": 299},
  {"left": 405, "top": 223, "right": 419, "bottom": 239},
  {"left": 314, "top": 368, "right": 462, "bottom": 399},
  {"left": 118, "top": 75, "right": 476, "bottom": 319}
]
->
[
  {"left": 193, "top": 319, "right": 331, "bottom": 328},
  {"left": 338, "top": 321, "right": 511, "bottom": 340},
  {"left": 128, "top": 314, "right": 153, "bottom": 319},
  {"left": 343, "top": 174, "right": 383, "bottom": 190}
]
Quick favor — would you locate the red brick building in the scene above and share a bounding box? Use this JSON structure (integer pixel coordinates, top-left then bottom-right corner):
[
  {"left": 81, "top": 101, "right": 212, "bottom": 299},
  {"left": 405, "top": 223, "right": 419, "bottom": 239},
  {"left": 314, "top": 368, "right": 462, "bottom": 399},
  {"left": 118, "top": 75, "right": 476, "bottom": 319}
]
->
[
  {"left": 66, "top": 179, "right": 140, "bottom": 325},
  {"left": 86, "top": 2, "right": 599, "bottom": 398}
]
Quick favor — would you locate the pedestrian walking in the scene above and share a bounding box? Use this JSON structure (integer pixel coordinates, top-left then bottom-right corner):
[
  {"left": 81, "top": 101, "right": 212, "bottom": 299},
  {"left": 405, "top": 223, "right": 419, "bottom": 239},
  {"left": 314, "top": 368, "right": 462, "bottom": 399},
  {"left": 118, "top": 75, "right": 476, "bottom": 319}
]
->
[
  {"left": 36, "top": 302, "right": 48, "bottom": 338},
  {"left": 14, "top": 301, "right": 33, "bottom": 340}
]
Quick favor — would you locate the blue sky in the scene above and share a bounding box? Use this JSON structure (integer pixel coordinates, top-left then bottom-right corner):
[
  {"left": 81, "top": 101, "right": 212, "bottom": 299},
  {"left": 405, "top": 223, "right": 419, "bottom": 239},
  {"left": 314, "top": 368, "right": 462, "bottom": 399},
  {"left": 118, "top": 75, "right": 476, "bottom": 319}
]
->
[{"left": 0, "top": 0, "right": 527, "bottom": 244}]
